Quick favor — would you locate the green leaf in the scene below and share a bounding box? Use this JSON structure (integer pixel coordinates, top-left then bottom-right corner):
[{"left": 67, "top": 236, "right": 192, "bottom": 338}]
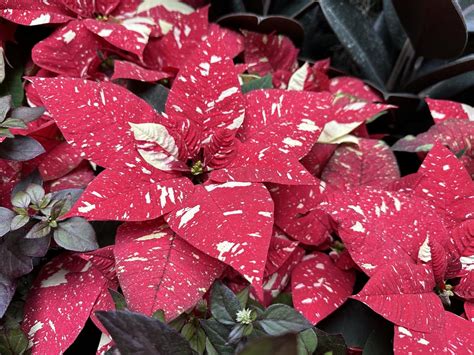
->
[
  {"left": 181, "top": 323, "right": 197, "bottom": 341},
  {"left": 109, "top": 289, "right": 127, "bottom": 310},
  {"left": 189, "top": 327, "right": 206, "bottom": 355},
  {"left": 314, "top": 329, "right": 347, "bottom": 355},
  {"left": 0, "top": 136, "right": 45, "bottom": 161},
  {"left": 25, "top": 222, "right": 51, "bottom": 239},
  {"left": 49, "top": 199, "right": 69, "bottom": 220},
  {"left": 152, "top": 309, "right": 166, "bottom": 322},
  {"left": 11, "top": 191, "right": 30, "bottom": 209},
  {"left": 96, "top": 310, "right": 194, "bottom": 355},
  {"left": 54, "top": 217, "right": 98, "bottom": 252},
  {"left": 0, "top": 95, "right": 11, "bottom": 121},
  {"left": 0, "top": 128, "right": 14, "bottom": 138},
  {"left": 1, "top": 118, "right": 26, "bottom": 129},
  {"left": 320, "top": 0, "right": 392, "bottom": 86},
  {"left": 169, "top": 312, "right": 187, "bottom": 331},
  {"left": 238, "top": 333, "right": 299, "bottom": 355},
  {"left": 241, "top": 75, "right": 273, "bottom": 94},
  {"left": 298, "top": 328, "right": 318, "bottom": 355},
  {"left": 257, "top": 304, "right": 312, "bottom": 336},
  {"left": 236, "top": 287, "right": 250, "bottom": 308},
  {"left": 205, "top": 337, "right": 219, "bottom": 355},
  {"left": 0, "top": 207, "right": 14, "bottom": 237},
  {"left": 271, "top": 292, "right": 293, "bottom": 307},
  {"left": 0, "top": 327, "right": 28, "bottom": 355},
  {"left": 201, "top": 319, "right": 234, "bottom": 355},
  {"left": 0, "top": 49, "right": 24, "bottom": 107},
  {"left": 228, "top": 323, "right": 246, "bottom": 344},
  {"left": 25, "top": 184, "right": 45, "bottom": 206},
  {"left": 10, "top": 106, "right": 45, "bottom": 123},
  {"left": 210, "top": 281, "right": 242, "bottom": 325},
  {"left": 10, "top": 215, "right": 29, "bottom": 231}
]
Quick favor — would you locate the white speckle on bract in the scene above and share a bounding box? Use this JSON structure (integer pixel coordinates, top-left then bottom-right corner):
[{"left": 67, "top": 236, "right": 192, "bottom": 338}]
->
[
  {"left": 199, "top": 62, "right": 210, "bottom": 76},
  {"left": 443, "top": 164, "right": 450, "bottom": 171},
  {"left": 263, "top": 273, "right": 278, "bottom": 291},
  {"left": 430, "top": 111, "right": 446, "bottom": 120},
  {"left": 417, "top": 338, "right": 430, "bottom": 345},
  {"left": 98, "top": 29, "right": 113, "bottom": 37},
  {"left": 80, "top": 261, "right": 93, "bottom": 272},
  {"left": 223, "top": 210, "right": 243, "bottom": 216},
  {"left": 210, "top": 55, "right": 222, "bottom": 63},
  {"left": 301, "top": 298, "right": 313, "bottom": 304},
  {"left": 178, "top": 205, "right": 201, "bottom": 228},
  {"left": 298, "top": 118, "right": 319, "bottom": 132},
  {"left": 205, "top": 182, "right": 251, "bottom": 192},
  {"left": 216, "top": 241, "right": 235, "bottom": 260},
  {"left": 418, "top": 237, "right": 432, "bottom": 262},
  {"left": 361, "top": 263, "right": 376, "bottom": 270},
  {"left": 62, "top": 30, "right": 76, "bottom": 43},
  {"left": 121, "top": 17, "right": 153, "bottom": 44},
  {"left": 344, "top": 102, "right": 366, "bottom": 111},
  {"left": 461, "top": 103, "right": 474, "bottom": 121},
  {"left": 124, "top": 256, "right": 148, "bottom": 262},
  {"left": 48, "top": 320, "right": 56, "bottom": 333},
  {"left": 40, "top": 269, "right": 69, "bottom": 288},
  {"left": 398, "top": 327, "right": 413, "bottom": 337},
  {"left": 226, "top": 112, "right": 245, "bottom": 130},
  {"left": 258, "top": 211, "right": 272, "bottom": 218},
  {"left": 283, "top": 137, "right": 303, "bottom": 147},
  {"left": 316, "top": 263, "right": 325, "bottom": 270},
  {"left": 91, "top": 191, "right": 103, "bottom": 198},
  {"left": 145, "top": 192, "right": 151, "bottom": 204},
  {"left": 30, "top": 14, "right": 51, "bottom": 26},
  {"left": 216, "top": 87, "right": 238, "bottom": 102},
  {"left": 136, "top": 232, "right": 167, "bottom": 241},
  {"left": 350, "top": 221, "right": 365, "bottom": 233},
  {"left": 348, "top": 205, "right": 365, "bottom": 217},
  {"left": 78, "top": 202, "right": 96, "bottom": 213}
]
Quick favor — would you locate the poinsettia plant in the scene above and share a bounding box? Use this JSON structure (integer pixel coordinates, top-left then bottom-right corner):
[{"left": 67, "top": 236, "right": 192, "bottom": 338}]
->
[{"left": 0, "top": 1, "right": 473, "bottom": 354}]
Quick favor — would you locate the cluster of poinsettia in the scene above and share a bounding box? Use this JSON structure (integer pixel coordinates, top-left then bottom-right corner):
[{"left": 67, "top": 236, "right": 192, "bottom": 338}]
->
[{"left": 1, "top": 1, "right": 473, "bottom": 354}]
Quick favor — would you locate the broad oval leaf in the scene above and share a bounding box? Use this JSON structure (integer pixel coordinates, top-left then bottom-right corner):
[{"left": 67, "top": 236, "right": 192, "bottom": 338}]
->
[
  {"left": 320, "top": 0, "right": 392, "bottom": 86},
  {"left": 96, "top": 310, "right": 193, "bottom": 355},
  {"left": 256, "top": 304, "right": 312, "bottom": 336},
  {"left": 210, "top": 281, "right": 242, "bottom": 325},
  {"left": 292, "top": 252, "right": 356, "bottom": 324},
  {"left": 114, "top": 220, "right": 225, "bottom": 319},
  {"left": 0, "top": 207, "right": 14, "bottom": 237},
  {"left": 392, "top": 0, "right": 467, "bottom": 58},
  {"left": 0, "top": 136, "right": 45, "bottom": 161},
  {"left": 53, "top": 217, "right": 98, "bottom": 252}
]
